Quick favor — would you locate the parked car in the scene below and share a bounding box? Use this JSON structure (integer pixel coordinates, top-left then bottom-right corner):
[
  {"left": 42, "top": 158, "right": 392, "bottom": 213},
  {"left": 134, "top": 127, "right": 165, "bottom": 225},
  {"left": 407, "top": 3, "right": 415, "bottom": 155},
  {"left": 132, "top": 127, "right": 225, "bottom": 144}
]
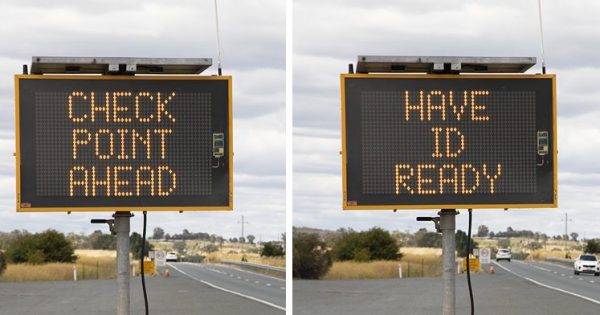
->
[
  {"left": 166, "top": 252, "right": 179, "bottom": 262},
  {"left": 496, "top": 248, "right": 512, "bottom": 262},
  {"left": 574, "top": 254, "right": 600, "bottom": 276}
]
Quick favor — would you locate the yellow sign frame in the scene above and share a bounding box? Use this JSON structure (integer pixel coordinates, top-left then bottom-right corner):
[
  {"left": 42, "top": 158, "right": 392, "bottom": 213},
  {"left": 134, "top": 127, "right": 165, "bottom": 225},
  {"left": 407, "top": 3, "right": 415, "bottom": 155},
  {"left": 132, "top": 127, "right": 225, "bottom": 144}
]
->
[
  {"left": 340, "top": 73, "right": 558, "bottom": 210},
  {"left": 15, "top": 75, "right": 233, "bottom": 212}
]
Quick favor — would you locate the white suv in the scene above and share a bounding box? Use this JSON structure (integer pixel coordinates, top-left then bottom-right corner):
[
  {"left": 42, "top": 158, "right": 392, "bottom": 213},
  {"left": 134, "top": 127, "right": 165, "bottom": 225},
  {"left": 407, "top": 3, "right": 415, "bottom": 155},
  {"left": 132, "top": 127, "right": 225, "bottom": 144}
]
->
[
  {"left": 496, "top": 249, "right": 512, "bottom": 262},
  {"left": 574, "top": 254, "right": 600, "bottom": 276}
]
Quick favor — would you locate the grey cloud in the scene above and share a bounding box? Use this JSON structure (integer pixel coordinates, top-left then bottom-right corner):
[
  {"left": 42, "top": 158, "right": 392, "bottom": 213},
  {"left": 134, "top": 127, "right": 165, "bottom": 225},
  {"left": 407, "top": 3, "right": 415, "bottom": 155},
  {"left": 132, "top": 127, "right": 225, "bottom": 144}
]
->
[
  {"left": 293, "top": 0, "right": 600, "bottom": 239},
  {"left": 0, "top": 0, "right": 285, "bottom": 237}
]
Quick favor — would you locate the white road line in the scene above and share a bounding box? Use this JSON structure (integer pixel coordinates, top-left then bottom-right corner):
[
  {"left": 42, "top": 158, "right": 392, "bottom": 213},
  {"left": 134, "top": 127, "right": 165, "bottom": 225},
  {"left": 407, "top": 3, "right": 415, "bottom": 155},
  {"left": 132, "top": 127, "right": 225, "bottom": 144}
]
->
[
  {"left": 492, "top": 261, "right": 600, "bottom": 306},
  {"left": 532, "top": 265, "right": 552, "bottom": 272},
  {"left": 536, "top": 261, "right": 573, "bottom": 271},
  {"left": 280, "top": 287, "right": 285, "bottom": 290},
  {"left": 214, "top": 264, "right": 286, "bottom": 282},
  {"left": 168, "top": 263, "right": 286, "bottom": 311},
  {"left": 266, "top": 283, "right": 272, "bottom": 287},
  {"left": 561, "top": 274, "right": 565, "bottom": 277}
]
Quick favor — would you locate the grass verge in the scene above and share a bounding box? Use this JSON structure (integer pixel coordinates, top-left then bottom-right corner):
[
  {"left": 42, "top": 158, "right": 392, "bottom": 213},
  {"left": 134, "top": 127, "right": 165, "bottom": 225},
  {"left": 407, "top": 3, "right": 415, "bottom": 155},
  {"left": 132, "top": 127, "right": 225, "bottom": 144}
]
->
[{"left": 0, "top": 250, "right": 116, "bottom": 282}]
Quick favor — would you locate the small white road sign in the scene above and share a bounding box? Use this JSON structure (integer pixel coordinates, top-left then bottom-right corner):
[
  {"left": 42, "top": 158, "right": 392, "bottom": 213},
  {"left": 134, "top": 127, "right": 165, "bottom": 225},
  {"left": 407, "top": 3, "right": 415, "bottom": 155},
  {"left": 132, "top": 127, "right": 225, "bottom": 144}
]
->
[
  {"left": 155, "top": 250, "right": 167, "bottom": 267},
  {"left": 479, "top": 248, "right": 491, "bottom": 264}
]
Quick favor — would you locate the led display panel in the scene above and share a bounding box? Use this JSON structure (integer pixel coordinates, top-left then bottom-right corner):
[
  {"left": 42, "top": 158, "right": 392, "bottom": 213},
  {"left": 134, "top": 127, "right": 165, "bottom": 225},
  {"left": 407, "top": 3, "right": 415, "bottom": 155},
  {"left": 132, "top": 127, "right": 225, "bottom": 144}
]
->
[
  {"left": 16, "top": 75, "right": 232, "bottom": 212},
  {"left": 341, "top": 74, "right": 556, "bottom": 210}
]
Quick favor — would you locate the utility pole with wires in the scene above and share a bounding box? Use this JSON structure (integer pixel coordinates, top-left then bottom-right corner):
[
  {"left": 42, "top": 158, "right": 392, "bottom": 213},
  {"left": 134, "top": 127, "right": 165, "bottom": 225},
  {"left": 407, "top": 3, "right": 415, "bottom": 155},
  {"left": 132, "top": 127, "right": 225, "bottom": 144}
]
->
[
  {"left": 562, "top": 212, "right": 572, "bottom": 255},
  {"left": 238, "top": 215, "right": 249, "bottom": 254}
]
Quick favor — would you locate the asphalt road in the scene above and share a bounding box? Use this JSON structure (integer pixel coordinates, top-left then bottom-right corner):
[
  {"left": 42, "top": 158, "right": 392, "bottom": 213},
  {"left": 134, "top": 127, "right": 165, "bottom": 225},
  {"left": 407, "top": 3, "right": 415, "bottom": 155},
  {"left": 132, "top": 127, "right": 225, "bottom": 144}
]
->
[
  {"left": 168, "top": 262, "right": 286, "bottom": 310},
  {"left": 0, "top": 262, "right": 285, "bottom": 315},
  {"left": 294, "top": 261, "right": 600, "bottom": 315},
  {"left": 493, "top": 259, "right": 600, "bottom": 305}
]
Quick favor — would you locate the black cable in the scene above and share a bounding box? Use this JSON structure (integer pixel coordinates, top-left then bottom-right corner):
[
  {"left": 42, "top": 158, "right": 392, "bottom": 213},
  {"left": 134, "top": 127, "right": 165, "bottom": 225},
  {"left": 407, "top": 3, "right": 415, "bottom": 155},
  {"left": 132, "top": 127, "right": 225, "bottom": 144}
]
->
[
  {"left": 141, "top": 211, "right": 149, "bottom": 315},
  {"left": 466, "top": 209, "right": 474, "bottom": 315}
]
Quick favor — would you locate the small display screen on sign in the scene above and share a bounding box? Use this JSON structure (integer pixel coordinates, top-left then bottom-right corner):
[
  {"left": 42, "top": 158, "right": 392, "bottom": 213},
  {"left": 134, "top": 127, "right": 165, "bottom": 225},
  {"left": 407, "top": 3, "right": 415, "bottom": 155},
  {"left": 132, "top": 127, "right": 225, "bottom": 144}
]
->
[
  {"left": 342, "top": 74, "right": 556, "bottom": 209},
  {"left": 16, "top": 76, "right": 232, "bottom": 211}
]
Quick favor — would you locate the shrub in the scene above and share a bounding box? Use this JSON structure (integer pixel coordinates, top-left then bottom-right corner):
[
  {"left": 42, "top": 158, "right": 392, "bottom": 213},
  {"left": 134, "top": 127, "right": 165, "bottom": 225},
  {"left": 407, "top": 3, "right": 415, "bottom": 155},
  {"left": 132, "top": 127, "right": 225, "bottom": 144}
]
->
[
  {"left": 182, "top": 255, "right": 205, "bottom": 263},
  {"left": 333, "top": 227, "right": 400, "bottom": 261},
  {"left": 202, "top": 244, "right": 219, "bottom": 253},
  {"left": 455, "top": 230, "right": 477, "bottom": 257},
  {"left": 527, "top": 241, "right": 543, "bottom": 251},
  {"left": 261, "top": 242, "right": 285, "bottom": 257},
  {"left": 293, "top": 233, "right": 332, "bottom": 279},
  {"left": 0, "top": 251, "right": 7, "bottom": 276},
  {"left": 416, "top": 232, "right": 442, "bottom": 248},
  {"left": 129, "top": 232, "right": 153, "bottom": 260},
  {"left": 92, "top": 234, "right": 116, "bottom": 250},
  {"left": 6, "top": 230, "right": 76, "bottom": 264},
  {"left": 585, "top": 239, "right": 600, "bottom": 254}
]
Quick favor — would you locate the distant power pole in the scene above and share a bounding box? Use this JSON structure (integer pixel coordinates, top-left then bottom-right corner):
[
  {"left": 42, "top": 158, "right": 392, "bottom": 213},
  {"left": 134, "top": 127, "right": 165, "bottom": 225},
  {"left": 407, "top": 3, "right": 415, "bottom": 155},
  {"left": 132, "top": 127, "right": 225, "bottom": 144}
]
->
[
  {"left": 562, "top": 212, "right": 572, "bottom": 254},
  {"left": 238, "top": 215, "right": 249, "bottom": 254}
]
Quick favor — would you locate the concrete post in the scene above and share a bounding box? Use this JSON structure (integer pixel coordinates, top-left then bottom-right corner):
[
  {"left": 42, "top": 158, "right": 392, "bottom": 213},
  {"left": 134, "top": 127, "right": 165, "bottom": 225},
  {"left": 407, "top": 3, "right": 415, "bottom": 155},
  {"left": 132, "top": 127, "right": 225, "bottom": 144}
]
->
[
  {"left": 440, "top": 209, "right": 458, "bottom": 315},
  {"left": 114, "top": 212, "right": 133, "bottom": 315}
]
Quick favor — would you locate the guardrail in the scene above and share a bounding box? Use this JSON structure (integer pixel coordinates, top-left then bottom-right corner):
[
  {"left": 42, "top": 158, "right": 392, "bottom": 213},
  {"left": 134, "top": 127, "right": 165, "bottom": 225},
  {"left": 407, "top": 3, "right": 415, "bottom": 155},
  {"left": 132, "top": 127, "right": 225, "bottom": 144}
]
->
[{"left": 220, "top": 260, "right": 285, "bottom": 279}]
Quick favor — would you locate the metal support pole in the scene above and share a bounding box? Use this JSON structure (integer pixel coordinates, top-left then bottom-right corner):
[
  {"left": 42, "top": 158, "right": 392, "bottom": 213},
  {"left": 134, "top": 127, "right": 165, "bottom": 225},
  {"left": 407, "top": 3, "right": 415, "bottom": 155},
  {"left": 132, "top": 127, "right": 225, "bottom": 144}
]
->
[
  {"left": 440, "top": 209, "right": 458, "bottom": 315},
  {"left": 114, "top": 212, "right": 133, "bottom": 315}
]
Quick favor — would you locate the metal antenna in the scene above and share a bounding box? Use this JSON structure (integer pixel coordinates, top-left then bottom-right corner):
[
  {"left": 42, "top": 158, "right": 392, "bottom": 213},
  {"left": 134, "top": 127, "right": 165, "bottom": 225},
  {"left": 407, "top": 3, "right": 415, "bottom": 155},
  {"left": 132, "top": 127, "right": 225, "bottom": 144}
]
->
[
  {"left": 213, "top": 0, "right": 223, "bottom": 75},
  {"left": 537, "top": 0, "right": 547, "bottom": 74}
]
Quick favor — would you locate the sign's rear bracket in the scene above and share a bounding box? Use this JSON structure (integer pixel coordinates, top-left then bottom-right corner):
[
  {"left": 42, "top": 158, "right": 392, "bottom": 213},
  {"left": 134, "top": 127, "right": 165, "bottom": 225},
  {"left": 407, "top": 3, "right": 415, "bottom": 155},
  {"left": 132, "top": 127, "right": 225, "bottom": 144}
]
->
[
  {"left": 353, "top": 56, "right": 537, "bottom": 74},
  {"left": 29, "top": 56, "right": 212, "bottom": 75}
]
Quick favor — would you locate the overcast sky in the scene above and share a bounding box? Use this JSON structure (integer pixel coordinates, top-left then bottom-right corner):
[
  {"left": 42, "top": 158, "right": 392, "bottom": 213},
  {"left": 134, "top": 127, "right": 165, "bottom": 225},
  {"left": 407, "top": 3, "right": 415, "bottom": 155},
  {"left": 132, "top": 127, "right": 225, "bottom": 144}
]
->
[
  {"left": 293, "top": 0, "right": 600, "bottom": 239},
  {"left": 0, "top": 0, "right": 285, "bottom": 241}
]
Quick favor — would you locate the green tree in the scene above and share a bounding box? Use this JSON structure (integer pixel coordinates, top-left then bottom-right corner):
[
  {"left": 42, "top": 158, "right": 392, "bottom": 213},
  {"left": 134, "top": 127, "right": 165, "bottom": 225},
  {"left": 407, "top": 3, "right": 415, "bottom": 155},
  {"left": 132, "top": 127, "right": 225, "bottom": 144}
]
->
[
  {"left": 247, "top": 235, "right": 256, "bottom": 245},
  {"left": 417, "top": 232, "right": 443, "bottom": 248},
  {"left": 293, "top": 233, "right": 332, "bottom": 279},
  {"left": 476, "top": 225, "right": 489, "bottom": 237},
  {"left": 173, "top": 241, "right": 186, "bottom": 255},
  {"left": 570, "top": 232, "right": 579, "bottom": 242},
  {"left": 332, "top": 227, "right": 399, "bottom": 261},
  {"left": 5, "top": 230, "right": 76, "bottom": 264},
  {"left": 261, "top": 242, "right": 284, "bottom": 257},
  {"left": 92, "top": 234, "right": 116, "bottom": 250},
  {"left": 455, "top": 230, "right": 477, "bottom": 257},
  {"left": 130, "top": 232, "right": 153, "bottom": 260},
  {"left": 152, "top": 227, "right": 165, "bottom": 240},
  {"left": 0, "top": 251, "right": 7, "bottom": 276},
  {"left": 585, "top": 239, "right": 600, "bottom": 254}
]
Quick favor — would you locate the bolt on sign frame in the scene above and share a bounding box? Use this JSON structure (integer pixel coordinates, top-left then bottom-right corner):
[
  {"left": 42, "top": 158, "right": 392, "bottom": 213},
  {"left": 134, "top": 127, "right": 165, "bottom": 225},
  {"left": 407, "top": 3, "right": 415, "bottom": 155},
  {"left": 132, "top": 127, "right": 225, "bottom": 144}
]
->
[
  {"left": 15, "top": 75, "right": 233, "bottom": 212},
  {"left": 341, "top": 74, "right": 557, "bottom": 210}
]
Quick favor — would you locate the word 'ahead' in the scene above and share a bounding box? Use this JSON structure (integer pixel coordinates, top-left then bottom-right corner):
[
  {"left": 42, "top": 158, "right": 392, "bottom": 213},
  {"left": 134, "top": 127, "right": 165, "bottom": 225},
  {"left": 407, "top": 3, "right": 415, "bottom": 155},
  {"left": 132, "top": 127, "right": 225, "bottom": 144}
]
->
[{"left": 16, "top": 75, "right": 232, "bottom": 211}]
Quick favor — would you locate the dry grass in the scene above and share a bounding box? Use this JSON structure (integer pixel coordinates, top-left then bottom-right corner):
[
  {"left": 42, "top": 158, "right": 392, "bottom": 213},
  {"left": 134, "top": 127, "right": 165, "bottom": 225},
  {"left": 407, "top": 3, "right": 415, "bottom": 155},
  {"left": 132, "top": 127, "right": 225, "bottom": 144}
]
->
[
  {"left": 0, "top": 249, "right": 116, "bottom": 282},
  {"left": 401, "top": 247, "right": 442, "bottom": 278},
  {"left": 323, "top": 260, "right": 402, "bottom": 280},
  {"left": 204, "top": 249, "right": 285, "bottom": 267},
  {"left": 322, "top": 247, "right": 442, "bottom": 280}
]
